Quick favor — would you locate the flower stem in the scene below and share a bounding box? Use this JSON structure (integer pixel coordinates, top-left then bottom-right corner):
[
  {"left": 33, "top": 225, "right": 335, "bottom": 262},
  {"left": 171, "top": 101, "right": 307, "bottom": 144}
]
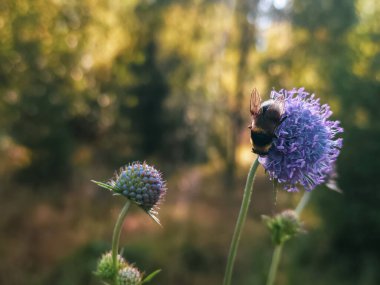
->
[
  {"left": 295, "top": 191, "right": 312, "bottom": 216},
  {"left": 223, "top": 157, "right": 260, "bottom": 285},
  {"left": 265, "top": 191, "right": 312, "bottom": 285},
  {"left": 112, "top": 200, "right": 131, "bottom": 267},
  {"left": 266, "top": 245, "right": 283, "bottom": 285}
]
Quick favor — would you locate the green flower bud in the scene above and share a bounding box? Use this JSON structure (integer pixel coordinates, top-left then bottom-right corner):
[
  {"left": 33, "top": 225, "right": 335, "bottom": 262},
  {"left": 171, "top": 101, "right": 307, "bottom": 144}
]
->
[
  {"left": 262, "top": 210, "right": 303, "bottom": 245},
  {"left": 95, "top": 252, "right": 126, "bottom": 282},
  {"left": 116, "top": 265, "right": 142, "bottom": 285}
]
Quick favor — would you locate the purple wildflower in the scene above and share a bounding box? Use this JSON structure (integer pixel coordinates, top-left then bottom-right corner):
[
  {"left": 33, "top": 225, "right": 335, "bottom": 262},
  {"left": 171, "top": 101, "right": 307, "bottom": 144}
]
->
[{"left": 259, "top": 88, "right": 343, "bottom": 192}]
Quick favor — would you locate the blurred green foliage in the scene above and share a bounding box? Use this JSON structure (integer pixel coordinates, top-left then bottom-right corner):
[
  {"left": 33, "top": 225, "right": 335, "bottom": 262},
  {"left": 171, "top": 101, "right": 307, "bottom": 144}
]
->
[{"left": 1, "top": 0, "right": 379, "bottom": 284}]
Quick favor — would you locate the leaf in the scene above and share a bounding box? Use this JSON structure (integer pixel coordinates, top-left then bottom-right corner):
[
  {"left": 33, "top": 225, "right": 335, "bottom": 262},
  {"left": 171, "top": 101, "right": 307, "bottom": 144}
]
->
[
  {"left": 326, "top": 178, "right": 343, "bottom": 194},
  {"left": 91, "top": 180, "right": 116, "bottom": 192},
  {"left": 142, "top": 269, "right": 162, "bottom": 284},
  {"left": 147, "top": 211, "right": 162, "bottom": 227}
]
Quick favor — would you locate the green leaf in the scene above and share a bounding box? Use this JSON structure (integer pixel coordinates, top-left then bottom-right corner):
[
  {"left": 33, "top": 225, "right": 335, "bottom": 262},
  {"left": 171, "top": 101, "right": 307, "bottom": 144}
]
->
[
  {"left": 147, "top": 211, "right": 162, "bottom": 227},
  {"left": 142, "top": 269, "right": 161, "bottom": 284},
  {"left": 91, "top": 180, "right": 116, "bottom": 192}
]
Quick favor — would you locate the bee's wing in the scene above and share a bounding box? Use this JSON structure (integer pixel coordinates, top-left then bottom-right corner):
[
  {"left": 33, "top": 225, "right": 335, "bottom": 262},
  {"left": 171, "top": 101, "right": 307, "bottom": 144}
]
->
[
  {"left": 250, "top": 88, "right": 262, "bottom": 116},
  {"left": 272, "top": 94, "right": 285, "bottom": 116},
  {"left": 265, "top": 94, "right": 285, "bottom": 120}
]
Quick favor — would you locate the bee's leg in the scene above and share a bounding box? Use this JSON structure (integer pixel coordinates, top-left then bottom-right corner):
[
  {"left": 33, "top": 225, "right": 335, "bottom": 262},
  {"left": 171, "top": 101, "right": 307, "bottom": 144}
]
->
[
  {"left": 279, "top": 115, "right": 288, "bottom": 125},
  {"left": 273, "top": 116, "right": 288, "bottom": 139}
]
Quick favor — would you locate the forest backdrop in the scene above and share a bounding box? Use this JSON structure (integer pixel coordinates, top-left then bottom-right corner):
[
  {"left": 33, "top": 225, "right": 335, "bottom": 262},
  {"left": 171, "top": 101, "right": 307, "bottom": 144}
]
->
[{"left": 0, "top": 0, "right": 379, "bottom": 284}]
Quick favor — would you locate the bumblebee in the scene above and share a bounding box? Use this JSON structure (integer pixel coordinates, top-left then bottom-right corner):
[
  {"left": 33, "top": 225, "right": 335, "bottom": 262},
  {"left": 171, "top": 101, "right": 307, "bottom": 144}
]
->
[{"left": 249, "top": 88, "right": 286, "bottom": 155}]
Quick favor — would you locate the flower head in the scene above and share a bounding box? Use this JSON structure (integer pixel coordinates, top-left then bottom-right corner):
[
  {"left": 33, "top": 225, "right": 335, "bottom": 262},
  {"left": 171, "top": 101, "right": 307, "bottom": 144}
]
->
[
  {"left": 259, "top": 88, "right": 343, "bottom": 192},
  {"left": 262, "top": 210, "right": 303, "bottom": 245},
  {"left": 116, "top": 265, "right": 142, "bottom": 285},
  {"left": 95, "top": 252, "right": 126, "bottom": 282},
  {"left": 92, "top": 162, "right": 166, "bottom": 224}
]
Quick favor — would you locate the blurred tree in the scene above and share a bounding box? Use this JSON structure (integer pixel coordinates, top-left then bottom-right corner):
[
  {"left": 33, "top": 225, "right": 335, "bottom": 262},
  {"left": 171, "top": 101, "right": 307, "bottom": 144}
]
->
[
  {"left": 0, "top": 0, "right": 90, "bottom": 183},
  {"left": 226, "top": 0, "right": 257, "bottom": 184},
  {"left": 100, "top": 40, "right": 171, "bottom": 162},
  {"left": 316, "top": 1, "right": 380, "bottom": 282},
  {"left": 0, "top": 0, "right": 201, "bottom": 185}
]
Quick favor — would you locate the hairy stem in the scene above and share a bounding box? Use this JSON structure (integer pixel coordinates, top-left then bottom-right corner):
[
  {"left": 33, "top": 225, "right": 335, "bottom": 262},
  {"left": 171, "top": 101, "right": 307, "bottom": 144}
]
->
[
  {"left": 295, "top": 191, "right": 312, "bottom": 216},
  {"left": 223, "top": 157, "right": 260, "bottom": 285},
  {"left": 112, "top": 201, "right": 131, "bottom": 267},
  {"left": 265, "top": 191, "right": 312, "bottom": 285},
  {"left": 266, "top": 245, "right": 283, "bottom": 285}
]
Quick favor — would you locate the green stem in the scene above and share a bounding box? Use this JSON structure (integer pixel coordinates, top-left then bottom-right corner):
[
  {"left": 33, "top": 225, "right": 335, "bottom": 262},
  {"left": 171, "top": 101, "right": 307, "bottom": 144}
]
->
[
  {"left": 112, "top": 201, "right": 131, "bottom": 267},
  {"left": 223, "top": 157, "right": 260, "bottom": 285},
  {"left": 295, "top": 191, "right": 312, "bottom": 216},
  {"left": 266, "top": 245, "right": 283, "bottom": 285},
  {"left": 265, "top": 191, "right": 312, "bottom": 285}
]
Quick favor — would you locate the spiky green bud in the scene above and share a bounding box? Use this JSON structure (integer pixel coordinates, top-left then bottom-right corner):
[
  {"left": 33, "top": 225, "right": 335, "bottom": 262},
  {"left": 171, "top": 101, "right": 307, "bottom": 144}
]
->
[
  {"left": 116, "top": 265, "right": 142, "bottom": 285},
  {"left": 95, "top": 252, "right": 126, "bottom": 282},
  {"left": 262, "top": 210, "right": 303, "bottom": 245}
]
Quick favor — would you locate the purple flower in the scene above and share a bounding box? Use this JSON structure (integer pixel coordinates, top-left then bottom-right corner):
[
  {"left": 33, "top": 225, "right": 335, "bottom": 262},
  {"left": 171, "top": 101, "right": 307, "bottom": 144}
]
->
[{"left": 259, "top": 88, "right": 343, "bottom": 192}]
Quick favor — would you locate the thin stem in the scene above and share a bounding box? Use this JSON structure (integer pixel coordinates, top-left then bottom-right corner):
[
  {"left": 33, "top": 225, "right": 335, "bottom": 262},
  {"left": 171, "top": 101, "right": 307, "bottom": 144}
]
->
[
  {"left": 223, "top": 157, "right": 260, "bottom": 285},
  {"left": 272, "top": 180, "right": 279, "bottom": 210},
  {"left": 266, "top": 245, "right": 283, "bottom": 285},
  {"left": 295, "top": 191, "right": 312, "bottom": 216},
  {"left": 112, "top": 200, "right": 131, "bottom": 266},
  {"left": 265, "top": 191, "right": 312, "bottom": 285}
]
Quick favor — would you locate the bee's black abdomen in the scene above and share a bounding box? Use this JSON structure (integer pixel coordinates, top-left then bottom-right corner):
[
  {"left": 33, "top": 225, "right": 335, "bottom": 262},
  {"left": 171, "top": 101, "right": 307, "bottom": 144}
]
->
[
  {"left": 262, "top": 104, "right": 270, "bottom": 114},
  {"left": 252, "top": 148, "right": 269, "bottom": 156},
  {"left": 251, "top": 132, "right": 273, "bottom": 147}
]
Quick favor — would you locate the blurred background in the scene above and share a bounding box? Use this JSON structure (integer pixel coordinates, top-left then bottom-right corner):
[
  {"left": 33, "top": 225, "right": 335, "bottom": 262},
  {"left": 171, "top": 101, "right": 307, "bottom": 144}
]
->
[{"left": 1, "top": 0, "right": 379, "bottom": 284}]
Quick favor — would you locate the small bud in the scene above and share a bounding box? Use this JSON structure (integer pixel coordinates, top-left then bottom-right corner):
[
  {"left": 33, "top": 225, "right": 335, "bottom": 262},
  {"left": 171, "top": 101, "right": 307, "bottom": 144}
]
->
[
  {"left": 116, "top": 265, "right": 142, "bottom": 285},
  {"left": 95, "top": 252, "right": 126, "bottom": 282},
  {"left": 93, "top": 162, "right": 167, "bottom": 224},
  {"left": 262, "top": 210, "right": 303, "bottom": 245}
]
